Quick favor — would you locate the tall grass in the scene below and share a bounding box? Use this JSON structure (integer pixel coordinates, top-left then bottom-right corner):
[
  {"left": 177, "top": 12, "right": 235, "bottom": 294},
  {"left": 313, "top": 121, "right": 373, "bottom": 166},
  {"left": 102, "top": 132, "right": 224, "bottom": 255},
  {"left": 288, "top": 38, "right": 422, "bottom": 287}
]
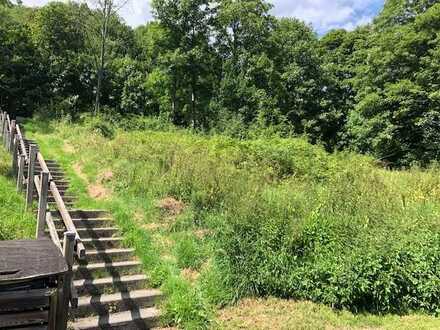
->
[
  {"left": 0, "top": 148, "right": 35, "bottom": 240},
  {"left": 24, "top": 115, "right": 440, "bottom": 327}
]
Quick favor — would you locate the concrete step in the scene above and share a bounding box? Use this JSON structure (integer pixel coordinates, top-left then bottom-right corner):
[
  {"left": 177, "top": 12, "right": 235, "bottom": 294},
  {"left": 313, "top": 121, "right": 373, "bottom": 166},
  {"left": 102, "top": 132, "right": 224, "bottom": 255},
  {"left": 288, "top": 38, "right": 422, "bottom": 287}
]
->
[
  {"left": 48, "top": 201, "right": 74, "bottom": 208},
  {"left": 74, "top": 274, "right": 148, "bottom": 296},
  {"left": 48, "top": 227, "right": 119, "bottom": 239},
  {"left": 68, "top": 227, "right": 118, "bottom": 239},
  {"left": 33, "top": 189, "right": 72, "bottom": 197},
  {"left": 73, "top": 289, "right": 163, "bottom": 318},
  {"left": 70, "top": 307, "right": 160, "bottom": 330},
  {"left": 66, "top": 210, "right": 111, "bottom": 219},
  {"left": 53, "top": 218, "right": 115, "bottom": 229},
  {"left": 82, "top": 237, "right": 123, "bottom": 249},
  {"left": 47, "top": 195, "right": 76, "bottom": 202},
  {"left": 73, "top": 260, "right": 142, "bottom": 280},
  {"left": 83, "top": 248, "right": 136, "bottom": 263}
]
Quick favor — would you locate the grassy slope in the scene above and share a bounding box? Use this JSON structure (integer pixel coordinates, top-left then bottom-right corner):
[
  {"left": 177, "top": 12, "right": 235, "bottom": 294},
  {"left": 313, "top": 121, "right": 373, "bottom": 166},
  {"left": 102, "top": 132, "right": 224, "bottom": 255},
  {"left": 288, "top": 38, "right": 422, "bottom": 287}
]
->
[
  {"left": 0, "top": 145, "right": 35, "bottom": 240},
  {"left": 24, "top": 117, "right": 440, "bottom": 329}
]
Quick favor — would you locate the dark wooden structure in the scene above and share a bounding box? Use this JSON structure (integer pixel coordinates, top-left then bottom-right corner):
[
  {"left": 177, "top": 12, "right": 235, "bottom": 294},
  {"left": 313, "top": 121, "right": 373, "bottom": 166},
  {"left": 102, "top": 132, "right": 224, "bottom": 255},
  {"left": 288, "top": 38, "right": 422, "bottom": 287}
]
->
[{"left": 0, "top": 239, "right": 67, "bottom": 329}]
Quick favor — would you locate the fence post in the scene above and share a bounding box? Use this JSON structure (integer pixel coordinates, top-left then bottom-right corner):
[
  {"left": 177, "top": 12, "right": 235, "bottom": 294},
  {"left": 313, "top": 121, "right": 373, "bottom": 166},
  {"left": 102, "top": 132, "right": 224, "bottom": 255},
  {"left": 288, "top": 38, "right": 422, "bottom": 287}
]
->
[
  {"left": 17, "top": 154, "right": 25, "bottom": 192},
  {"left": 36, "top": 171, "right": 49, "bottom": 239},
  {"left": 57, "top": 231, "right": 75, "bottom": 329},
  {"left": 26, "top": 145, "right": 37, "bottom": 210},
  {"left": 8, "top": 119, "right": 16, "bottom": 152}
]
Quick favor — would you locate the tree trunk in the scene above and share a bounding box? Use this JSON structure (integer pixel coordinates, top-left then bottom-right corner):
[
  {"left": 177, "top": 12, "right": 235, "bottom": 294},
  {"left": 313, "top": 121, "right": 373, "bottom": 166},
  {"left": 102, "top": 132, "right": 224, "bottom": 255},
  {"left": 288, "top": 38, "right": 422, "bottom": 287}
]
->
[{"left": 94, "top": 0, "right": 111, "bottom": 115}]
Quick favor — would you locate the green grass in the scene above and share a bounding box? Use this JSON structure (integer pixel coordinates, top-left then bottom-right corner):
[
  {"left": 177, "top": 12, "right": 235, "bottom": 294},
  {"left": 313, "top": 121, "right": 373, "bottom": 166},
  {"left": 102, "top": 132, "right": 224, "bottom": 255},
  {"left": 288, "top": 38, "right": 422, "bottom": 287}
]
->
[
  {"left": 0, "top": 145, "right": 35, "bottom": 240},
  {"left": 23, "top": 115, "right": 440, "bottom": 328}
]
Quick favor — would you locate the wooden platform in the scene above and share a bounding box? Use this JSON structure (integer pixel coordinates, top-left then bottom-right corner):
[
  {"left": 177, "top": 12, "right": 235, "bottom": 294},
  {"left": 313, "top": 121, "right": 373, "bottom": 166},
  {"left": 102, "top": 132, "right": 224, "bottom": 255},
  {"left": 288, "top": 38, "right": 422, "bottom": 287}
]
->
[
  {"left": 0, "top": 238, "right": 68, "bottom": 329},
  {"left": 0, "top": 238, "right": 67, "bottom": 284}
]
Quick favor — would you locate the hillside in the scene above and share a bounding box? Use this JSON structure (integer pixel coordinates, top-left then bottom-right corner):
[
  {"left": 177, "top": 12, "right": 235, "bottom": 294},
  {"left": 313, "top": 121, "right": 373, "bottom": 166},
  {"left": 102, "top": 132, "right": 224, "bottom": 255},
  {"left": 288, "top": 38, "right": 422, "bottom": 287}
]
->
[{"left": 22, "top": 116, "right": 440, "bottom": 328}]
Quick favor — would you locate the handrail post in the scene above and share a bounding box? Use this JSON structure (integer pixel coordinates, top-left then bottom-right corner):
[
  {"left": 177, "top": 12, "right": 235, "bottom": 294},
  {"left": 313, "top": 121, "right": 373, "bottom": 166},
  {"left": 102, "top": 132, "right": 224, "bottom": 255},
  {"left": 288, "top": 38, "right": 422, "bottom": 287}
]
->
[
  {"left": 8, "top": 119, "right": 16, "bottom": 152},
  {"left": 11, "top": 134, "right": 18, "bottom": 175},
  {"left": 3, "top": 116, "right": 8, "bottom": 148},
  {"left": 0, "top": 112, "right": 4, "bottom": 139},
  {"left": 36, "top": 171, "right": 49, "bottom": 239},
  {"left": 17, "top": 154, "right": 25, "bottom": 192},
  {"left": 57, "top": 231, "right": 75, "bottom": 329},
  {"left": 26, "top": 144, "right": 37, "bottom": 210}
]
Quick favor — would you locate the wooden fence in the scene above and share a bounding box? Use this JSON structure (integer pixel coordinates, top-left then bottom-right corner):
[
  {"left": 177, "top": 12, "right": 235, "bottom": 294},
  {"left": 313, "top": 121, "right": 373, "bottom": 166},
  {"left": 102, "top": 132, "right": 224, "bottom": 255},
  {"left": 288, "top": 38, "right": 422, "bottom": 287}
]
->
[{"left": 0, "top": 111, "right": 84, "bottom": 329}]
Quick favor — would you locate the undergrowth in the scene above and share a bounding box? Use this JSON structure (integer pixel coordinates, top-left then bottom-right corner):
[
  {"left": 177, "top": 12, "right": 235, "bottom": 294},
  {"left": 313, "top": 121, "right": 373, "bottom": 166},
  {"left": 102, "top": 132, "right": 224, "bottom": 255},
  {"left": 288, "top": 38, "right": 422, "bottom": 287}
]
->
[
  {"left": 0, "top": 145, "right": 35, "bottom": 240},
  {"left": 24, "top": 115, "right": 440, "bottom": 328}
]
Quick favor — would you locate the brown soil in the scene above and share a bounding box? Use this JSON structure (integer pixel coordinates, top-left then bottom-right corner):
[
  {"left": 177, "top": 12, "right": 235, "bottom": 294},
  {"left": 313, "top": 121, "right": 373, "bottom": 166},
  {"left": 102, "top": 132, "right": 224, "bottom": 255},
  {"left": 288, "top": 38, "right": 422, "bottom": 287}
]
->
[
  {"left": 73, "top": 162, "right": 88, "bottom": 183},
  {"left": 156, "top": 197, "right": 185, "bottom": 216},
  {"left": 98, "top": 169, "right": 114, "bottom": 183},
  {"left": 87, "top": 183, "right": 110, "bottom": 200}
]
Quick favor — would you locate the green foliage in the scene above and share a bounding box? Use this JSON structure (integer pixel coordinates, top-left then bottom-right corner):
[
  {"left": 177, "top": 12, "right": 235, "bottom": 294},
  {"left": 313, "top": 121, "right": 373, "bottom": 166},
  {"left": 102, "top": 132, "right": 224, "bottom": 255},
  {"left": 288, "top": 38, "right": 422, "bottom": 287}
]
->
[
  {"left": 30, "top": 116, "right": 440, "bottom": 319},
  {"left": 174, "top": 233, "right": 207, "bottom": 270},
  {"left": 344, "top": 2, "right": 440, "bottom": 166}
]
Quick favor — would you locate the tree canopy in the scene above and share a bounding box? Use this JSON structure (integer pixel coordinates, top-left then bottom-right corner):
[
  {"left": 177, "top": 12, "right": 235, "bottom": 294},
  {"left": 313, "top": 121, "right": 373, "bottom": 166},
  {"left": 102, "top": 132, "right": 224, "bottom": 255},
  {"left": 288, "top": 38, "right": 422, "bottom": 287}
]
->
[{"left": 0, "top": 0, "right": 439, "bottom": 166}]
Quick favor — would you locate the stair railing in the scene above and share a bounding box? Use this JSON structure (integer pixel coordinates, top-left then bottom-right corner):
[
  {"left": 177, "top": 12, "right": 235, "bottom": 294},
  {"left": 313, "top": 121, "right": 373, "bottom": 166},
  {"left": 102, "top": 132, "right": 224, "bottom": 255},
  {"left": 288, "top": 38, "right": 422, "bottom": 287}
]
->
[{"left": 0, "top": 110, "right": 82, "bottom": 323}]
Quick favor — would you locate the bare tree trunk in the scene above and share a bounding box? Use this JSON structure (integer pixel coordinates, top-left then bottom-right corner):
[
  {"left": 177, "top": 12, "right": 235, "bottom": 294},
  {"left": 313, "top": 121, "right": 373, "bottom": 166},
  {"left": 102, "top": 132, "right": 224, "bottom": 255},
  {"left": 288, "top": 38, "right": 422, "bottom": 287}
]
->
[{"left": 94, "top": 0, "right": 111, "bottom": 115}]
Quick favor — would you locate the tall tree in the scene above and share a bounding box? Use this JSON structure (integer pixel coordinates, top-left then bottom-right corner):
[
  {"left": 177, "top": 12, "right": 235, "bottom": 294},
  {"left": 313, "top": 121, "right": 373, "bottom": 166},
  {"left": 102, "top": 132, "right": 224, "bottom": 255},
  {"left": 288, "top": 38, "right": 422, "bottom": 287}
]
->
[{"left": 151, "top": 0, "right": 217, "bottom": 127}]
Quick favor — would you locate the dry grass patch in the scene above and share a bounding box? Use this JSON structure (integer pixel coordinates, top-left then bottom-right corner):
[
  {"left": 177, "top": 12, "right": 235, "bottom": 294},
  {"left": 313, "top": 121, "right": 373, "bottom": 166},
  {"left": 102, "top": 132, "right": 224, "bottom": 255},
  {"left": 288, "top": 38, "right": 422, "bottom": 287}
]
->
[
  {"left": 181, "top": 268, "right": 200, "bottom": 283},
  {"left": 157, "top": 197, "right": 185, "bottom": 217},
  {"left": 216, "top": 298, "right": 440, "bottom": 330}
]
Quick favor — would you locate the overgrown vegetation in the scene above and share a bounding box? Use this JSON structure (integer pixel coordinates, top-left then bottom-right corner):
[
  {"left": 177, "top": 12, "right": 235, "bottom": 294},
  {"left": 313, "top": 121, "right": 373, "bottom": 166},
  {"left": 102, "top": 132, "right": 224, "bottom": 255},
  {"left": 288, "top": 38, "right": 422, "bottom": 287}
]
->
[
  {"left": 3, "top": 0, "right": 440, "bottom": 328},
  {"left": 0, "top": 147, "right": 35, "bottom": 240},
  {"left": 2, "top": 0, "right": 440, "bottom": 166},
  {"left": 25, "top": 116, "right": 440, "bottom": 328}
]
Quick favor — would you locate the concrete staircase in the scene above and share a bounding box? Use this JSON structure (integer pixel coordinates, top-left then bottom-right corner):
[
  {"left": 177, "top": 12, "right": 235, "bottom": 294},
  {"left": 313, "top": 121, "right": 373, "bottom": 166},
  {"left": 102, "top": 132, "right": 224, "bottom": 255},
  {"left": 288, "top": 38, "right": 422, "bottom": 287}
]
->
[{"left": 24, "top": 139, "right": 163, "bottom": 329}]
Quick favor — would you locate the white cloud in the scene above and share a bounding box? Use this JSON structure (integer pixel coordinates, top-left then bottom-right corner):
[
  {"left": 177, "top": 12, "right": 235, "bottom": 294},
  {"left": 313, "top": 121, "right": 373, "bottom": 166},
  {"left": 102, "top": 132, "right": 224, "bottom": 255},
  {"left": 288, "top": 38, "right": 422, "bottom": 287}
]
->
[
  {"left": 20, "top": 0, "right": 384, "bottom": 33},
  {"left": 270, "top": 0, "right": 384, "bottom": 33}
]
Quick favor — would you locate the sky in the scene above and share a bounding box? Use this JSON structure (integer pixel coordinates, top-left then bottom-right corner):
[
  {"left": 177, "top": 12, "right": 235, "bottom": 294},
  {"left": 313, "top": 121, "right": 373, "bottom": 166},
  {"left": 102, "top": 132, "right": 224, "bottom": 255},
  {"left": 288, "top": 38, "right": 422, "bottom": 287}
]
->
[{"left": 21, "top": 0, "right": 385, "bottom": 35}]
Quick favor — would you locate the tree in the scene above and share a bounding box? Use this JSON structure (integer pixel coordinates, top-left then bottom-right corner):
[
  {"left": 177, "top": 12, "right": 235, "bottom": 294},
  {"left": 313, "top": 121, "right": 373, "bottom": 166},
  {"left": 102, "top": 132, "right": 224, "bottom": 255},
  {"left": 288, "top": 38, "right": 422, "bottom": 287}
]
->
[
  {"left": 30, "top": 2, "right": 94, "bottom": 116},
  {"left": 80, "top": 0, "right": 130, "bottom": 114},
  {"left": 0, "top": 6, "right": 46, "bottom": 117},
  {"left": 346, "top": 2, "right": 440, "bottom": 165},
  {"left": 151, "top": 0, "right": 217, "bottom": 127},
  {"left": 212, "top": 0, "right": 277, "bottom": 126}
]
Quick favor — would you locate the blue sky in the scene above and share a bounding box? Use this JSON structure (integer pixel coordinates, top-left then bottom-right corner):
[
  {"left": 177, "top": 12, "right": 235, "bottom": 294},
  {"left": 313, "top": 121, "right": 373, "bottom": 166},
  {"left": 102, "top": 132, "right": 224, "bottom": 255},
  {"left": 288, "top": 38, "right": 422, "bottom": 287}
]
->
[{"left": 22, "top": 0, "right": 385, "bottom": 34}]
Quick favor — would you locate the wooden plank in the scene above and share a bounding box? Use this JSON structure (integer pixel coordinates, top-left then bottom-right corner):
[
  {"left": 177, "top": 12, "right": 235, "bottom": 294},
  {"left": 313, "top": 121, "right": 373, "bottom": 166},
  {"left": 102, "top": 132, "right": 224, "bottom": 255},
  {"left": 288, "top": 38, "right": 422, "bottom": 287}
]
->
[
  {"left": 17, "top": 153, "right": 25, "bottom": 192},
  {"left": 37, "top": 152, "right": 86, "bottom": 259},
  {"left": 48, "top": 286, "right": 57, "bottom": 330},
  {"left": 46, "top": 212, "right": 62, "bottom": 251},
  {"left": 0, "top": 239, "right": 67, "bottom": 283},
  {"left": 26, "top": 144, "right": 38, "bottom": 210},
  {"left": 56, "top": 232, "right": 75, "bottom": 330},
  {"left": 0, "top": 112, "right": 4, "bottom": 139},
  {"left": 9, "top": 119, "right": 16, "bottom": 152},
  {"left": 0, "top": 288, "right": 54, "bottom": 312},
  {"left": 0, "top": 310, "right": 48, "bottom": 328},
  {"left": 12, "top": 134, "right": 18, "bottom": 173},
  {"left": 36, "top": 172, "right": 49, "bottom": 239},
  {"left": 16, "top": 124, "right": 28, "bottom": 161}
]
